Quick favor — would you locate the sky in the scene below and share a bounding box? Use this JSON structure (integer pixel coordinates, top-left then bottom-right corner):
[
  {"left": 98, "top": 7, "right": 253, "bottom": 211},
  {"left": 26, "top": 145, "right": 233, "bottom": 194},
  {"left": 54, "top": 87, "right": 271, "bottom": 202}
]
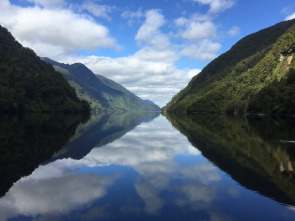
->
[{"left": 1, "top": 0, "right": 295, "bottom": 107}]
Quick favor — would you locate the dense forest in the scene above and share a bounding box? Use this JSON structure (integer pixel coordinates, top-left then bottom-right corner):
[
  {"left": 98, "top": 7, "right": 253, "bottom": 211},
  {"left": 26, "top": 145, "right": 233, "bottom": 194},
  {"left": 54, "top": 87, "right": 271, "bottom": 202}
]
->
[
  {"left": 164, "top": 19, "right": 295, "bottom": 115},
  {"left": 0, "top": 25, "right": 90, "bottom": 112}
]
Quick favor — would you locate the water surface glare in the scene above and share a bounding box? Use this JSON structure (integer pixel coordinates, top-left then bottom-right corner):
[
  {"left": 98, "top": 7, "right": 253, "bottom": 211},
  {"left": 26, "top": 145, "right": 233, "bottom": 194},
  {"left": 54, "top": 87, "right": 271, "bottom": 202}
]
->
[{"left": 0, "top": 114, "right": 295, "bottom": 221}]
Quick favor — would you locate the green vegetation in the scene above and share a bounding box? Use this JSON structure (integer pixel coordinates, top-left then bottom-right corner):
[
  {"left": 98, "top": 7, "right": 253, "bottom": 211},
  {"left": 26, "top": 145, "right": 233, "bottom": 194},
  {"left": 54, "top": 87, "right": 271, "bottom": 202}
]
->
[
  {"left": 165, "top": 113, "right": 295, "bottom": 205},
  {"left": 164, "top": 19, "right": 295, "bottom": 115},
  {"left": 0, "top": 25, "right": 90, "bottom": 113},
  {"left": 43, "top": 58, "right": 160, "bottom": 113},
  {"left": 248, "top": 68, "right": 295, "bottom": 114},
  {"left": 0, "top": 113, "right": 89, "bottom": 196}
]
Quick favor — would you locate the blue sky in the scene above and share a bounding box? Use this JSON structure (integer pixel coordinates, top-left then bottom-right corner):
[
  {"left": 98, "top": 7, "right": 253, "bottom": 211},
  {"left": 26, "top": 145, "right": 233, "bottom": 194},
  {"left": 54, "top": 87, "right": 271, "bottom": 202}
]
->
[{"left": 1, "top": 0, "right": 295, "bottom": 106}]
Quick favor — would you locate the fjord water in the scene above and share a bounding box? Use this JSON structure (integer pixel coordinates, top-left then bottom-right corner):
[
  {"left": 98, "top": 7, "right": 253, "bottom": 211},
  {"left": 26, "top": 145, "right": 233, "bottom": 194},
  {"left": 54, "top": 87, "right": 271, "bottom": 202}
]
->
[{"left": 0, "top": 113, "right": 295, "bottom": 220}]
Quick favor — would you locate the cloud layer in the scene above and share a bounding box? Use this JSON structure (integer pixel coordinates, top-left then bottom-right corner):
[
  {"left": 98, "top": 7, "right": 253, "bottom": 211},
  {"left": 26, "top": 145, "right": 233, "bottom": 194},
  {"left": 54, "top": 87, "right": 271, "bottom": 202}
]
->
[{"left": 0, "top": 0, "right": 119, "bottom": 58}]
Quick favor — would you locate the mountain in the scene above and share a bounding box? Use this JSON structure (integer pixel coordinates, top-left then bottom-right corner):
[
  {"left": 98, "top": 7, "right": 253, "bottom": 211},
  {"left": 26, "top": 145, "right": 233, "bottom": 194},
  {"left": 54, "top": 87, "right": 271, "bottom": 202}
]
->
[
  {"left": 0, "top": 25, "right": 90, "bottom": 113},
  {"left": 164, "top": 19, "right": 295, "bottom": 115},
  {"left": 43, "top": 58, "right": 161, "bottom": 113}
]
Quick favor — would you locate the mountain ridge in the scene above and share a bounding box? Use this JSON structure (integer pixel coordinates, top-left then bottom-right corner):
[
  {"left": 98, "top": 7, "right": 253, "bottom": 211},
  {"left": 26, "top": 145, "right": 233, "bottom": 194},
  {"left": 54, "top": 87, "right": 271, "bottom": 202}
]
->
[
  {"left": 164, "top": 19, "right": 295, "bottom": 115},
  {"left": 43, "top": 57, "right": 160, "bottom": 113},
  {"left": 0, "top": 25, "right": 90, "bottom": 112}
]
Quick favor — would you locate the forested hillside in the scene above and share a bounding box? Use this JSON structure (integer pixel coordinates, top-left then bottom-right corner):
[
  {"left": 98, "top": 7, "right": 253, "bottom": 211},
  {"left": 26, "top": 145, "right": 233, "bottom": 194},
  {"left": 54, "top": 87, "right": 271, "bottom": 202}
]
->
[
  {"left": 0, "top": 25, "right": 90, "bottom": 112},
  {"left": 164, "top": 19, "right": 295, "bottom": 115},
  {"left": 43, "top": 58, "right": 160, "bottom": 112}
]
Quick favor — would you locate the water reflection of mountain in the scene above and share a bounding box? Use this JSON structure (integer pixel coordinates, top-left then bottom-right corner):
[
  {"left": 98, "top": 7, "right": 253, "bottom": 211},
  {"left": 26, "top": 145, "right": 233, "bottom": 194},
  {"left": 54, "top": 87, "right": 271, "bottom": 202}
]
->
[
  {"left": 165, "top": 113, "right": 295, "bottom": 206},
  {"left": 51, "top": 111, "right": 160, "bottom": 160},
  {"left": 0, "top": 113, "right": 88, "bottom": 197}
]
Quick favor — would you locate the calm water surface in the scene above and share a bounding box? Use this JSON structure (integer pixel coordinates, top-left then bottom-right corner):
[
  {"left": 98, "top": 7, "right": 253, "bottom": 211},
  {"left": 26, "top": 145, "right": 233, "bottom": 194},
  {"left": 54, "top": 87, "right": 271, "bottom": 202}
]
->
[{"left": 0, "top": 113, "right": 295, "bottom": 221}]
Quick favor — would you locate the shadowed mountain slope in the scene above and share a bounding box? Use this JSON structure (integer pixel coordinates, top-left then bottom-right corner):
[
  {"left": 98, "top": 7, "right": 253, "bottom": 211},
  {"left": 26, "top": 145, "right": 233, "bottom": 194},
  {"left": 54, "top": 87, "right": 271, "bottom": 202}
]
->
[
  {"left": 164, "top": 19, "right": 295, "bottom": 115},
  {"left": 43, "top": 58, "right": 160, "bottom": 113},
  {"left": 0, "top": 25, "right": 89, "bottom": 112}
]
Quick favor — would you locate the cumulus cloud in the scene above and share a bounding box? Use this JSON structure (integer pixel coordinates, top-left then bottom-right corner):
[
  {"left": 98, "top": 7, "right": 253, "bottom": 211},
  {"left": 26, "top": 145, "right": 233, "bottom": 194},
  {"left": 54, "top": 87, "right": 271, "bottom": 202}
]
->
[
  {"left": 173, "top": 10, "right": 222, "bottom": 62},
  {"left": 285, "top": 12, "right": 295, "bottom": 21},
  {"left": 193, "top": 0, "right": 235, "bottom": 14},
  {"left": 178, "top": 21, "right": 216, "bottom": 42},
  {"left": 188, "top": 68, "right": 202, "bottom": 78},
  {"left": 122, "top": 8, "right": 144, "bottom": 26},
  {"left": 0, "top": 0, "right": 119, "bottom": 59},
  {"left": 80, "top": 1, "right": 114, "bottom": 21},
  {"left": 135, "top": 9, "right": 168, "bottom": 48},
  {"left": 181, "top": 40, "right": 221, "bottom": 60}
]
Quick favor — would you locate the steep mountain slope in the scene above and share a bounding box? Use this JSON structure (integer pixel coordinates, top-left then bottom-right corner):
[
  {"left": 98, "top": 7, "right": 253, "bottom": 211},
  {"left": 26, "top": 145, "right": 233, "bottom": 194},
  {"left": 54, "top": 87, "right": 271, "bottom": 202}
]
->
[
  {"left": 164, "top": 19, "right": 295, "bottom": 115},
  {"left": 0, "top": 25, "right": 90, "bottom": 112},
  {"left": 43, "top": 58, "right": 160, "bottom": 112}
]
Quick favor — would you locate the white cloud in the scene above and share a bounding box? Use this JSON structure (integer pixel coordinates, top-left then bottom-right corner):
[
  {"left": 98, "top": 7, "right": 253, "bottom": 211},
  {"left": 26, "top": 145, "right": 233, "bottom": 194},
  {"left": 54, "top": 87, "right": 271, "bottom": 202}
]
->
[
  {"left": 228, "top": 26, "right": 240, "bottom": 36},
  {"left": 175, "top": 17, "right": 189, "bottom": 27},
  {"left": 188, "top": 69, "right": 201, "bottom": 78},
  {"left": 135, "top": 9, "right": 168, "bottom": 48},
  {"left": 0, "top": 0, "right": 119, "bottom": 59},
  {"left": 122, "top": 8, "right": 144, "bottom": 26},
  {"left": 193, "top": 0, "right": 235, "bottom": 14},
  {"left": 178, "top": 21, "right": 216, "bottom": 42},
  {"left": 285, "top": 12, "right": 295, "bottom": 21},
  {"left": 81, "top": 1, "right": 113, "bottom": 21},
  {"left": 181, "top": 40, "right": 221, "bottom": 60}
]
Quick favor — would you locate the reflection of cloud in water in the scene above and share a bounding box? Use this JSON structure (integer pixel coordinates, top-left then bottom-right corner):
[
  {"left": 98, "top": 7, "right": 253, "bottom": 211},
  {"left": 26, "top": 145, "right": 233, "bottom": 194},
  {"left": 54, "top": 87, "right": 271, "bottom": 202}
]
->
[
  {"left": 0, "top": 116, "right": 222, "bottom": 219},
  {"left": 133, "top": 161, "right": 220, "bottom": 215},
  {"left": 0, "top": 162, "right": 119, "bottom": 220},
  {"left": 177, "top": 182, "right": 216, "bottom": 205},
  {"left": 81, "top": 117, "right": 201, "bottom": 168},
  {"left": 79, "top": 117, "right": 221, "bottom": 215},
  {"left": 135, "top": 179, "right": 165, "bottom": 215}
]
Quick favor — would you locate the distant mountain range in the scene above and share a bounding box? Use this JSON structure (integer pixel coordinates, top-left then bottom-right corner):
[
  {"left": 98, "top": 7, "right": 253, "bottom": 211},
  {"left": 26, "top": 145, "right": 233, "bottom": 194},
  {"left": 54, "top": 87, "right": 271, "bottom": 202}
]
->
[
  {"left": 164, "top": 19, "right": 295, "bottom": 115},
  {"left": 0, "top": 25, "right": 90, "bottom": 112},
  {"left": 43, "top": 58, "right": 160, "bottom": 112}
]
